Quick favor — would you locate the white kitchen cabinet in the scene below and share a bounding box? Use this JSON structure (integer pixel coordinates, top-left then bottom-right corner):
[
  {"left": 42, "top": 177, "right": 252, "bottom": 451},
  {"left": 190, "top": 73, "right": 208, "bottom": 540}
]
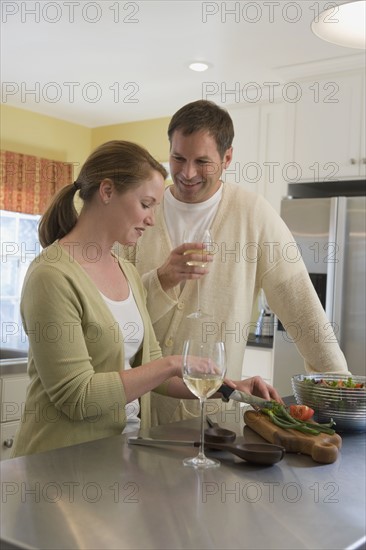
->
[
  {"left": 0, "top": 421, "right": 21, "bottom": 460},
  {"left": 227, "top": 101, "right": 290, "bottom": 213},
  {"left": 225, "top": 105, "right": 261, "bottom": 194},
  {"left": 288, "top": 70, "right": 366, "bottom": 182},
  {"left": 241, "top": 347, "right": 273, "bottom": 384},
  {"left": 0, "top": 373, "right": 29, "bottom": 460}
]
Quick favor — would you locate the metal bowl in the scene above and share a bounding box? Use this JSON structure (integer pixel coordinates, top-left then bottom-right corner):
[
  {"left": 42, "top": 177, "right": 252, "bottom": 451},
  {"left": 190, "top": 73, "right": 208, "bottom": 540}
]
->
[{"left": 291, "top": 374, "right": 366, "bottom": 432}]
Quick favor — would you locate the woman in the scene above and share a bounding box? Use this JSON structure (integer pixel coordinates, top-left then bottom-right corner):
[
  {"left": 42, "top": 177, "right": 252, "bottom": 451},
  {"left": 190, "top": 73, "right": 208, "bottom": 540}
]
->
[{"left": 12, "top": 140, "right": 280, "bottom": 457}]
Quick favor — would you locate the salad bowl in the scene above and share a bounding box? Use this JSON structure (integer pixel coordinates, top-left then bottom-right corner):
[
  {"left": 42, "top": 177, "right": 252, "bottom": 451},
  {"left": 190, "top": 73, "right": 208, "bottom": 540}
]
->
[{"left": 291, "top": 374, "right": 366, "bottom": 432}]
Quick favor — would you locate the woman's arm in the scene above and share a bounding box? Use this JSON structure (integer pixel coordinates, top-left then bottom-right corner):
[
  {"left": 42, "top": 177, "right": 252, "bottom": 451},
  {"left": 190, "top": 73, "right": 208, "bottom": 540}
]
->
[
  {"left": 160, "top": 374, "right": 282, "bottom": 403},
  {"left": 120, "top": 356, "right": 182, "bottom": 402}
]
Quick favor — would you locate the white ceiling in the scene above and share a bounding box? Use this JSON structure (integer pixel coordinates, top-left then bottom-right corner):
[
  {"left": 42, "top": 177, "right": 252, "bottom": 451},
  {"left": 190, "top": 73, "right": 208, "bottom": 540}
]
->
[{"left": 1, "top": 0, "right": 365, "bottom": 127}]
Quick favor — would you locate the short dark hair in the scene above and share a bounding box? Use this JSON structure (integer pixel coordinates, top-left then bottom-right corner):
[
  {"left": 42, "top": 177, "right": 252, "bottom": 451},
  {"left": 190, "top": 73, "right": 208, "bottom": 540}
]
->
[{"left": 168, "top": 100, "right": 234, "bottom": 158}]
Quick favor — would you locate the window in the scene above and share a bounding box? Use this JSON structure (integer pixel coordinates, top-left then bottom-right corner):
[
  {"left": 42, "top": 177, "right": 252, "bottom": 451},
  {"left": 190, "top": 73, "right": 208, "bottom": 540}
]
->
[{"left": 1, "top": 210, "right": 41, "bottom": 351}]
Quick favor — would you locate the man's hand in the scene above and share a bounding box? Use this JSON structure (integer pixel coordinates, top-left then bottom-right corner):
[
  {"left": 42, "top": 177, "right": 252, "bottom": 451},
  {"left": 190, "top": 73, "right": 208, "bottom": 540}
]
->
[{"left": 157, "top": 242, "right": 213, "bottom": 292}]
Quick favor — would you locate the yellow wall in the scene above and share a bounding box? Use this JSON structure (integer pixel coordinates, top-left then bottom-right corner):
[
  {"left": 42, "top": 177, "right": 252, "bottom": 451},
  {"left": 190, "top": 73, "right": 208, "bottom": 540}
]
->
[
  {"left": 0, "top": 105, "right": 92, "bottom": 177},
  {"left": 91, "top": 117, "right": 171, "bottom": 162},
  {"left": 1, "top": 105, "right": 171, "bottom": 175}
]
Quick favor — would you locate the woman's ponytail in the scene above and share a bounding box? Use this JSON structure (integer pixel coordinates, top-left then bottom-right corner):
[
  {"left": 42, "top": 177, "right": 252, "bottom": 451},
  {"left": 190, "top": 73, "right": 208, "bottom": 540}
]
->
[{"left": 38, "top": 183, "right": 79, "bottom": 248}]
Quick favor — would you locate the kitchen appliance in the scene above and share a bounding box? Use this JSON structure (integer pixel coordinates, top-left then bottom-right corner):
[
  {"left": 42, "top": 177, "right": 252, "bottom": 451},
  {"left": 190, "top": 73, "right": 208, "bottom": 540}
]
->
[
  {"left": 272, "top": 181, "right": 366, "bottom": 395},
  {"left": 255, "top": 289, "right": 275, "bottom": 337}
]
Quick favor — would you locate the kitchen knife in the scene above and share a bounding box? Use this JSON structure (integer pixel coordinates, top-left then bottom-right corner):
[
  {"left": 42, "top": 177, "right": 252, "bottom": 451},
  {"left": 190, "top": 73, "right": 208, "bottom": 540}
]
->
[
  {"left": 129, "top": 437, "right": 198, "bottom": 448},
  {"left": 219, "top": 384, "right": 275, "bottom": 409}
]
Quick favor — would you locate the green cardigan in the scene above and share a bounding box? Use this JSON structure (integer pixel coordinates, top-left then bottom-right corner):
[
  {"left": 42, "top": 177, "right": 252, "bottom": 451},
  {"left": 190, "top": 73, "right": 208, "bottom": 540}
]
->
[{"left": 12, "top": 241, "right": 163, "bottom": 457}]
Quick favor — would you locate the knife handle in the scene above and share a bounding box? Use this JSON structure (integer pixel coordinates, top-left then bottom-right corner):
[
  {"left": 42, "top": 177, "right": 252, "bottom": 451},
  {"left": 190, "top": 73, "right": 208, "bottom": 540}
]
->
[{"left": 218, "top": 384, "right": 234, "bottom": 402}]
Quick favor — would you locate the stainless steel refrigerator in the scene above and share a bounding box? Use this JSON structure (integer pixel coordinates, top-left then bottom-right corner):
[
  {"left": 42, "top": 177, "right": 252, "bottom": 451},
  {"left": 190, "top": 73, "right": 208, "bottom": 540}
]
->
[{"left": 272, "top": 181, "right": 366, "bottom": 395}]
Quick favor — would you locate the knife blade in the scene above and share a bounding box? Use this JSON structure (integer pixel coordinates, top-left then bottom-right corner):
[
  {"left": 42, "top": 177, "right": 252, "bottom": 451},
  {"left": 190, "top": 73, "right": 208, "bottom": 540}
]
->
[
  {"left": 128, "top": 437, "right": 199, "bottom": 448},
  {"left": 219, "top": 384, "right": 275, "bottom": 409}
]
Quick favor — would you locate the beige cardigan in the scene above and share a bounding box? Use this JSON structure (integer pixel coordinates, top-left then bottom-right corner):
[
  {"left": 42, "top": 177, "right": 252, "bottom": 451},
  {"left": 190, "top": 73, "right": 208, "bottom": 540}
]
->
[
  {"left": 12, "top": 242, "right": 163, "bottom": 457},
  {"left": 122, "top": 183, "right": 348, "bottom": 424}
]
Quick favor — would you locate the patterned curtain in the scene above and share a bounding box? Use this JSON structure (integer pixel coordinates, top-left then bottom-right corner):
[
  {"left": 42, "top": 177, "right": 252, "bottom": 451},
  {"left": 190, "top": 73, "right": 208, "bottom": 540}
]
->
[{"left": 0, "top": 150, "right": 73, "bottom": 215}]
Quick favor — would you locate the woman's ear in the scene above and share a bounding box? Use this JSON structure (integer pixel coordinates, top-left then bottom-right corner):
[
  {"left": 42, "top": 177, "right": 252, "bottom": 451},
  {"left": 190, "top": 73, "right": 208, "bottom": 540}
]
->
[{"left": 99, "top": 178, "right": 113, "bottom": 204}]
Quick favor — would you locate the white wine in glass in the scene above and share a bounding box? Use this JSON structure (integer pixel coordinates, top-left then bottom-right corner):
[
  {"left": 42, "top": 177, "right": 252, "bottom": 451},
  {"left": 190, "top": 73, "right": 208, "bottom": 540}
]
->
[
  {"left": 182, "top": 228, "right": 213, "bottom": 319},
  {"left": 182, "top": 339, "right": 226, "bottom": 469}
]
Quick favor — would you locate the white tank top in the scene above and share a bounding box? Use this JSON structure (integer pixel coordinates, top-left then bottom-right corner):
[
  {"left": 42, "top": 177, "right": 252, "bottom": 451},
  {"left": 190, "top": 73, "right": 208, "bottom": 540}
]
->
[{"left": 100, "top": 285, "right": 144, "bottom": 433}]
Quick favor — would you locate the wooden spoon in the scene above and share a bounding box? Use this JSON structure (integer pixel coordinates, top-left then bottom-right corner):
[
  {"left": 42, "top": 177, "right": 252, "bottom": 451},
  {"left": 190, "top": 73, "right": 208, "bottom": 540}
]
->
[{"left": 205, "top": 416, "right": 237, "bottom": 443}]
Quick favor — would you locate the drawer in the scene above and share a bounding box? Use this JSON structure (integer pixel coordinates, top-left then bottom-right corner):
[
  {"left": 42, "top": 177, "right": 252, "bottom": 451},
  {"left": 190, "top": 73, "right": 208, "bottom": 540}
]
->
[
  {"left": 0, "top": 375, "right": 29, "bottom": 422},
  {"left": 0, "top": 420, "right": 20, "bottom": 460},
  {"left": 242, "top": 348, "right": 273, "bottom": 381}
]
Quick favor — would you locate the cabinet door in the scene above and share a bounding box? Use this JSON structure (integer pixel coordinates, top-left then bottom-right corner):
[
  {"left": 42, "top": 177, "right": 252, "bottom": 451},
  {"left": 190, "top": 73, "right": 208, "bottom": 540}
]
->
[
  {"left": 0, "top": 375, "right": 29, "bottom": 422},
  {"left": 290, "top": 71, "right": 364, "bottom": 181},
  {"left": 0, "top": 421, "right": 19, "bottom": 460},
  {"left": 360, "top": 71, "right": 366, "bottom": 178},
  {"left": 258, "top": 101, "right": 289, "bottom": 213},
  {"left": 242, "top": 348, "right": 273, "bottom": 383},
  {"left": 225, "top": 106, "right": 261, "bottom": 193},
  {"left": 227, "top": 102, "right": 291, "bottom": 213}
]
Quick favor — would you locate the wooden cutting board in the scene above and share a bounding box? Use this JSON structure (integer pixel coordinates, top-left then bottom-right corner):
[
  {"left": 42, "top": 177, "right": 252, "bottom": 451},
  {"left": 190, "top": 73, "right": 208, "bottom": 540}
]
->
[{"left": 244, "top": 410, "right": 342, "bottom": 464}]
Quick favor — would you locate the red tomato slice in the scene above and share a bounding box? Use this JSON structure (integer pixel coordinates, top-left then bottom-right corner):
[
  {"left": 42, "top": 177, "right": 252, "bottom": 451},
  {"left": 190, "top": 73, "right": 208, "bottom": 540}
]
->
[{"left": 289, "top": 404, "right": 314, "bottom": 421}]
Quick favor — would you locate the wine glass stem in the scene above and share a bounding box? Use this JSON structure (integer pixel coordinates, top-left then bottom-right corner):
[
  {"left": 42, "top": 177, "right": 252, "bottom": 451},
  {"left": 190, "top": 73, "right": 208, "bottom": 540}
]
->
[
  {"left": 197, "top": 278, "right": 201, "bottom": 315},
  {"left": 198, "top": 397, "right": 206, "bottom": 459}
]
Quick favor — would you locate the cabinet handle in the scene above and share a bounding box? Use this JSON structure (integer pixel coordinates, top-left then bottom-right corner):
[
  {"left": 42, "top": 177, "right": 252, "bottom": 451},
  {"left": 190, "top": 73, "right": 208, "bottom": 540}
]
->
[
  {"left": 350, "top": 158, "right": 357, "bottom": 165},
  {"left": 3, "top": 438, "right": 13, "bottom": 448}
]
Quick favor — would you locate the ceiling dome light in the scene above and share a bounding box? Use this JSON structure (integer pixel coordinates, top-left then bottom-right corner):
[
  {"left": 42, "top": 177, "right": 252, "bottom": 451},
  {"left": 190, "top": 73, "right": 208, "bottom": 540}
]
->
[
  {"left": 189, "top": 62, "right": 210, "bottom": 72},
  {"left": 311, "top": 0, "right": 366, "bottom": 49}
]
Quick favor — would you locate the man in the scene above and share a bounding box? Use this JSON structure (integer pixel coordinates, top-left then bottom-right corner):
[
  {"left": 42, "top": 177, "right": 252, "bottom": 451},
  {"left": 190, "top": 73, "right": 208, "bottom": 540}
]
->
[{"left": 124, "top": 100, "right": 348, "bottom": 425}]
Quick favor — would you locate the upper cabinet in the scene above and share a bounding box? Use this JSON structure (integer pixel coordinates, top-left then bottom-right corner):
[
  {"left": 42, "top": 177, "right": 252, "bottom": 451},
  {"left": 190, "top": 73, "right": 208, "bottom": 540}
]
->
[
  {"left": 227, "top": 101, "right": 290, "bottom": 213},
  {"left": 224, "top": 67, "right": 365, "bottom": 214},
  {"left": 287, "top": 70, "right": 365, "bottom": 182}
]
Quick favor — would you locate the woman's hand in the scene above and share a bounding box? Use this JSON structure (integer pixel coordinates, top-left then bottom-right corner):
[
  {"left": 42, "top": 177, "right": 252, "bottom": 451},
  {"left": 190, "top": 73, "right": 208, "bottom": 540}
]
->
[{"left": 233, "top": 376, "right": 283, "bottom": 404}]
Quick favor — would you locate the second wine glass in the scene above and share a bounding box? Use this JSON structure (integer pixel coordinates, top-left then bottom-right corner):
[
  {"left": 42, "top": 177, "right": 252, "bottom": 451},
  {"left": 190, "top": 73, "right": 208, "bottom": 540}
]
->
[
  {"left": 183, "top": 228, "right": 213, "bottom": 319},
  {"left": 182, "top": 338, "right": 227, "bottom": 469}
]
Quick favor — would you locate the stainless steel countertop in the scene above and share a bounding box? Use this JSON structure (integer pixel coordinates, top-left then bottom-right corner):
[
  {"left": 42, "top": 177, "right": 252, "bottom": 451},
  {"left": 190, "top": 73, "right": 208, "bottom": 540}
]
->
[{"left": 1, "top": 413, "right": 365, "bottom": 550}]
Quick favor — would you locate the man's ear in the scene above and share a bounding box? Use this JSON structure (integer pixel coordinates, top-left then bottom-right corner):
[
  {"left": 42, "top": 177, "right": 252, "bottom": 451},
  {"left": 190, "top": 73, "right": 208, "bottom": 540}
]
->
[{"left": 223, "top": 147, "right": 233, "bottom": 170}]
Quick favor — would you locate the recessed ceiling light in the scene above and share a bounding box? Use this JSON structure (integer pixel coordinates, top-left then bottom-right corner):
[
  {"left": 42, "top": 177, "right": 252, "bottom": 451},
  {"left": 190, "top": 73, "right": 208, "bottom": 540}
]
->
[
  {"left": 189, "top": 62, "right": 210, "bottom": 72},
  {"left": 311, "top": 0, "right": 366, "bottom": 49}
]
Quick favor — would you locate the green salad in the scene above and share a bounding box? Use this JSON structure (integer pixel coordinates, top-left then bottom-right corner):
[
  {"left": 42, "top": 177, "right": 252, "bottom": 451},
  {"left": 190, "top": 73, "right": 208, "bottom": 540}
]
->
[{"left": 304, "top": 377, "right": 364, "bottom": 389}]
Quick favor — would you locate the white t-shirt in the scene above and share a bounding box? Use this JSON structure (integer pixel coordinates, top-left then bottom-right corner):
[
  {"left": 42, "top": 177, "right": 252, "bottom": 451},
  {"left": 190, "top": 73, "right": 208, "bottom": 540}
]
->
[
  {"left": 100, "top": 285, "right": 144, "bottom": 434},
  {"left": 164, "top": 183, "right": 223, "bottom": 247}
]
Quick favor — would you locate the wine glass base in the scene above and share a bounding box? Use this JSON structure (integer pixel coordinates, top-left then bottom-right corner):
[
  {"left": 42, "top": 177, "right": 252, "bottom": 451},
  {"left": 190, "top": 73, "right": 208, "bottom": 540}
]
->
[{"left": 183, "top": 456, "right": 220, "bottom": 469}]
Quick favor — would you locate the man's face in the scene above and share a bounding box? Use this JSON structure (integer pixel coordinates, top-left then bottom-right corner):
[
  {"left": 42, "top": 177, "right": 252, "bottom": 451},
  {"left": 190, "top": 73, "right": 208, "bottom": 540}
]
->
[{"left": 169, "top": 129, "right": 232, "bottom": 203}]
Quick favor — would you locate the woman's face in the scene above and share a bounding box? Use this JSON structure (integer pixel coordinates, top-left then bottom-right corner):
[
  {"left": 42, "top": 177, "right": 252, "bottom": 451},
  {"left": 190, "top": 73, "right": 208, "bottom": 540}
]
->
[{"left": 108, "top": 171, "right": 165, "bottom": 245}]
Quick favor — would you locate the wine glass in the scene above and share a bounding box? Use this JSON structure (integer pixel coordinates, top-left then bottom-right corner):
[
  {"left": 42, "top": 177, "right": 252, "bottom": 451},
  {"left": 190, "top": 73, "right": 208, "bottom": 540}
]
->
[
  {"left": 182, "top": 339, "right": 227, "bottom": 469},
  {"left": 182, "top": 228, "right": 213, "bottom": 319}
]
